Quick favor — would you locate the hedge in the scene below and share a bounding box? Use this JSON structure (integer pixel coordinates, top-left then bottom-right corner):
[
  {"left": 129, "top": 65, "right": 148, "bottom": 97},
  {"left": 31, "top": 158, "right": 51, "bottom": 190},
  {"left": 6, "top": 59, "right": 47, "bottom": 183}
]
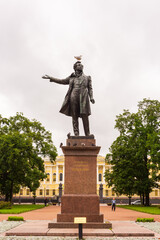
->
[
  {"left": 8, "top": 216, "right": 24, "bottom": 221},
  {"left": 0, "top": 201, "right": 12, "bottom": 209},
  {"left": 136, "top": 218, "right": 154, "bottom": 222}
]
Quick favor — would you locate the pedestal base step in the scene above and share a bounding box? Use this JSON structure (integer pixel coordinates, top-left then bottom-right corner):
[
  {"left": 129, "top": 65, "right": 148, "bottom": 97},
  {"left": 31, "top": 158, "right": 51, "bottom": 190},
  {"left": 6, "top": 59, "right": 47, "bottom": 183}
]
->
[
  {"left": 48, "top": 221, "right": 112, "bottom": 229},
  {"left": 57, "top": 213, "right": 103, "bottom": 222},
  {"left": 5, "top": 221, "right": 155, "bottom": 237}
]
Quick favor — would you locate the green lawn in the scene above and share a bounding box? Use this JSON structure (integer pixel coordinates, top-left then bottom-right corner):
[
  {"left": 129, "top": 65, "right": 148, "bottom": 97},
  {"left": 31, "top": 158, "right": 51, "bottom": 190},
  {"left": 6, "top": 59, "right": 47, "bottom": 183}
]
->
[
  {"left": 117, "top": 205, "right": 160, "bottom": 215},
  {"left": 0, "top": 204, "right": 45, "bottom": 214}
]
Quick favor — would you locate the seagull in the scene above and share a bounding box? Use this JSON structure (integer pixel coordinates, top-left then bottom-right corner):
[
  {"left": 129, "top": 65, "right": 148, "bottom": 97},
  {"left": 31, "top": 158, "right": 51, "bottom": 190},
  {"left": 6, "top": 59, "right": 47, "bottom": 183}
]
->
[{"left": 74, "top": 55, "right": 82, "bottom": 61}]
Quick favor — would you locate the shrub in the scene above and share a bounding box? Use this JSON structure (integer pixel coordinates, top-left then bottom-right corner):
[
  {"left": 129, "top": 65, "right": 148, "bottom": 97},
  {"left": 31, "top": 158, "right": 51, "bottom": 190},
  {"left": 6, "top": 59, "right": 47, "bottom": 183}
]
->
[
  {"left": 107, "top": 203, "right": 112, "bottom": 206},
  {"left": 0, "top": 201, "right": 12, "bottom": 209},
  {"left": 8, "top": 216, "right": 24, "bottom": 221},
  {"left": 136, "top": 218, "right": 154, "bottom": 222}
]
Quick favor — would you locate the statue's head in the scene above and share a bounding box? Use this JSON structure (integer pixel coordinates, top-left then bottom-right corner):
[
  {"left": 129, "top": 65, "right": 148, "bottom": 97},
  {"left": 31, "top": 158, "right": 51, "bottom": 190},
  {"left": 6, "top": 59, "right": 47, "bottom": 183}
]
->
[{"left": 73, "top": 61, "right": 83, "bottom": 72}]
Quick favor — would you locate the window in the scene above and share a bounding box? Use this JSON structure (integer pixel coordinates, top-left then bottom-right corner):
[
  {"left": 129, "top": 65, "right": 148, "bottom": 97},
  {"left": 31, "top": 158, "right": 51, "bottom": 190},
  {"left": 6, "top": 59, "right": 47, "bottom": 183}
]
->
[
  {"left": 105, "top": 190, "right": 108, "bottom": 196},
  {"left": 112, "top": 190, "right": 115, "bottom": 196},
  {"left": 155, "top": 190, "right": 158, "bottom": 196},
  {"left": 20, "top": 189, "right": 23, "bottom": 195},
  {"left": 39, "top": 189, "right": 43, "bottom": 195},
  {"left": 53, "top": 173, "right": 56, "bottom": 182},
  {"left": 26, "top": 189, "right": 30, "bottom": 195},
  {"left": 52, "top": 189, "right": 55, "bottom": 195},
  {"left": 47, "top": 173, "right": 50, "bottom": 182},
  {"left": 59, "top": 173, "right": 63, "bottom": 181},
  {"left": 99, "top": 173, "right": 102, "bottom": 182},
  {"left": 46, "top": 189, "right": 49, "bottom": 195}
]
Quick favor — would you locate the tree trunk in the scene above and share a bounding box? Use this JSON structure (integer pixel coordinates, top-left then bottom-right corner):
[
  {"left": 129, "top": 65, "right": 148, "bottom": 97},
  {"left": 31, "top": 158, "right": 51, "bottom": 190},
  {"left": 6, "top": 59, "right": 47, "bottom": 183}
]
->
[
  {"left": 142, "top": 193, "right": 145, "bottom": 205},
  {"left": 33, "top": 196, "right": 36, "bottom": 204},
  {"left": 128, "top": 196, "right": 131, "bottom": 205},
  {"left": 9, "top": 181, "right": 14, "bottom": 204},
  {"left": 5, "top": 193, "right": 9, "bottom": 202},
  {"left": 144, "top": 154, "right": 150, "bottom": 206},
  {"left": 140, "top": 194, "right": 144, "bottom": 205},
  {"left": 145, "top": 192, "right": 150, "bottom": 206}
]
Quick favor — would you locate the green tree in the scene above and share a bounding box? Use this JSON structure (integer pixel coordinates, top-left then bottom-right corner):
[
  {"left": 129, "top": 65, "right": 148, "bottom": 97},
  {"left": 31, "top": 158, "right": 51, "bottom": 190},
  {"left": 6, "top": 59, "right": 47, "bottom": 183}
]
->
[
  {"left": 0, "top": 113, "right": 57, "bottom": 202},
  {"left": 105, "top": 99, "right": 160, "bottom": 206}
]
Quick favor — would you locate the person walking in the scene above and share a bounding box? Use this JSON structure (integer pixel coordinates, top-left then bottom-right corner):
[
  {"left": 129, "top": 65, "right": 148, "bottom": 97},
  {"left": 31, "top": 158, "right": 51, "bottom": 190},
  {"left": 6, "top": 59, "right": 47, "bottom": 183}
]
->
[
  {"left": 44, "top": 197, "right": 48, "bottom": 206},
  {"left": 112, "top": 197, "right": 116, "bottom": 211}
]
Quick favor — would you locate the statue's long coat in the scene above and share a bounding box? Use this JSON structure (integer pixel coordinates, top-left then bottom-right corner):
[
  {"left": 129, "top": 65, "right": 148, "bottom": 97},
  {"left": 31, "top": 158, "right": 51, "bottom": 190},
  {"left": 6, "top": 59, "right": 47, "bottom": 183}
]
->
[{"left": 50, "top": 73, "right": 93, "bottom": 117}]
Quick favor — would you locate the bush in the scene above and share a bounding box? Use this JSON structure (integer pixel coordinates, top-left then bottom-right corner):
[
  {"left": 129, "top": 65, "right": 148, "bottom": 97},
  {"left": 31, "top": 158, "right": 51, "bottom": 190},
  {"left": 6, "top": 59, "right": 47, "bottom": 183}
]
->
[
  {"left": 8, "top": 216, "right": 24, "bottom": 221},
  {"left": 0, "top": 201, "right": 12, "bottom": 209},
  {"left": 136, "top": 218, "right": 154, "bottom": 222}
]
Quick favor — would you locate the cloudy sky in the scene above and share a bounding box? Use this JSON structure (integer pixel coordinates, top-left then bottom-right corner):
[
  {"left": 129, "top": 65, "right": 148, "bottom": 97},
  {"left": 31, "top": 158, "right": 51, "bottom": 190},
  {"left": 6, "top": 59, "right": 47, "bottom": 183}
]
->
[{"left": 1, "top": 0, "right": 160, "bottom": 156}]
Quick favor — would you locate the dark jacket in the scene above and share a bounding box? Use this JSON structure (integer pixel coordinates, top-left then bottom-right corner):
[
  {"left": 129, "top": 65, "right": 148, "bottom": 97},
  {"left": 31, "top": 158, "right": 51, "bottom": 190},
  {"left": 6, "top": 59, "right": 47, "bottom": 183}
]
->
[{"left": 50, "top": 73, "right": 94, "bottom": 117}]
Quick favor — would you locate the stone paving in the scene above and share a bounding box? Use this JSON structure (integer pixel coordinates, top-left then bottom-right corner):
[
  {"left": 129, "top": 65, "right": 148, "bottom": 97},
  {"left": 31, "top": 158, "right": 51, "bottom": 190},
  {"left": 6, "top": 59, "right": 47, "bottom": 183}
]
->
[
  {"left": 0, "top": 220, "right": 159, "bottom": 238},
  {"left": 0, "top": 205, "right": 160, "bottom": 222},
  {"left": 0, "top": 205, "right": 160, "bottom": 239},
  {"left": 0, "top": 237, "right": 159, "bottom": 240}
]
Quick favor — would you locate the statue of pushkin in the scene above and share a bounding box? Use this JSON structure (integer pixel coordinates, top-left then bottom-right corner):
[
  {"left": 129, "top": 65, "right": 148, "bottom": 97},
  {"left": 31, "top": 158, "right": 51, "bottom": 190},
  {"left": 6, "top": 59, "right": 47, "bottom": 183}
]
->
[{"left": 42, "top": 59, "right": 95, "bottom": 137}]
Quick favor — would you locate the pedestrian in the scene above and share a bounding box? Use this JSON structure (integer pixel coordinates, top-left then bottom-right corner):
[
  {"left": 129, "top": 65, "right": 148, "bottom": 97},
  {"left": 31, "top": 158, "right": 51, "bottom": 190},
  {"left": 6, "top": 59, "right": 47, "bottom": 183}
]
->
[
  {"left": 44, "top": 197, "right": 48, "bottom": 206},
  {"left": 112, "top": 197, "right": 116, "bottom": 211}
]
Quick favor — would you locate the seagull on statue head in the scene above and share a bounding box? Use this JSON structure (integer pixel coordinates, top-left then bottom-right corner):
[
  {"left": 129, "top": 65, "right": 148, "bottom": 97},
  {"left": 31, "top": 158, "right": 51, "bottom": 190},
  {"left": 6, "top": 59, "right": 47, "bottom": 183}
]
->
[{"left": 74, "top": 55, "right": 82, "bottom": 61}]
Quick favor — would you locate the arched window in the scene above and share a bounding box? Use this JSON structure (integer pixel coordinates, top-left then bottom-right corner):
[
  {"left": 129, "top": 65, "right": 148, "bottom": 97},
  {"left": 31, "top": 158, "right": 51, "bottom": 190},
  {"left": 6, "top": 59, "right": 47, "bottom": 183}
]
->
[
  {"left": 99, "top": 173, "right": 102, "bottom": 182},
  {"left": 59, "top": 173, "right": 63, "bottom": 181},
  {"left": 112, "top": 189, "right": 115, "bottom": 196},
  {"left": 26, "top": 189, "right": 30, "bottom": 195},
  {"left": 53, "top": 173, "right": 56, "bottom": 182},
  {"left": 39, "top": 189, "right": 43, "bottom": 195},
  {"left": 47, "top": 173, "right": 50, "bottom": 181},
  {"left": 105, "top": 190, "right": 109, "bottom": 196}
]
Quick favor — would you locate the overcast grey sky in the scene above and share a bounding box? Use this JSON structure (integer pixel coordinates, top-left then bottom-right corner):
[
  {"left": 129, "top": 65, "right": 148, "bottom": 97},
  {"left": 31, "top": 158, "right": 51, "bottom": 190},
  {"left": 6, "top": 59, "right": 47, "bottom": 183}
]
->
[{"left": 1, "top": 0, "right": 160, "bottom": 156}]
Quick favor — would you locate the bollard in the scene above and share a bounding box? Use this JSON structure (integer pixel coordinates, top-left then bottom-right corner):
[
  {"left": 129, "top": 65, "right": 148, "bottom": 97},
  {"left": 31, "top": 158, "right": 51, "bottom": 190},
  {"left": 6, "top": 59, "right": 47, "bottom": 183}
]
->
[
  {"left": 74, "top": 217, "right": 86, "bottom": 240},
  {"left": 79, "top": 223, "right": 83, "bottom": 239}
]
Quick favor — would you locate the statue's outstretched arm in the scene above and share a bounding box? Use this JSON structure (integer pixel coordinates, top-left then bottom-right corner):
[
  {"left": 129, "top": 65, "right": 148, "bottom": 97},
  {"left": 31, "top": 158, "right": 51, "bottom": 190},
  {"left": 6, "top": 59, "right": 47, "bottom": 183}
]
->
[{"left": 42, "top": 75, "right": 69, "bottom": 85}]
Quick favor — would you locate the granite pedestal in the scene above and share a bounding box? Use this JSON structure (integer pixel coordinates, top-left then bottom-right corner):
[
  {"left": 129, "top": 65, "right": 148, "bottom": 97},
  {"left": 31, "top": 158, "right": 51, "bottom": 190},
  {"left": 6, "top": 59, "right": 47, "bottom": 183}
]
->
[{"left": 49, "top": 136, "right": 111, "bottom": 229}]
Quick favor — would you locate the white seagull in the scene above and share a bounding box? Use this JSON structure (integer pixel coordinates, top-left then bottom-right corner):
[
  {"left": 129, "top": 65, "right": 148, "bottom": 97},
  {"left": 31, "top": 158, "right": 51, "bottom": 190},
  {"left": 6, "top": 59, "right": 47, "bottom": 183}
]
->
[{"left": 74, "top": 55, "right": 82, "bottom": 61}]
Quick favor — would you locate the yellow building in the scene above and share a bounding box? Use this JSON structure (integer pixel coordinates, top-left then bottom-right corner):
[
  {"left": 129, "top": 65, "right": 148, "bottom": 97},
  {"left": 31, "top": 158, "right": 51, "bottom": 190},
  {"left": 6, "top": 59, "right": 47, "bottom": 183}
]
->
[{"left": 16, "top": 155, "right": 160, "bottom": 198}]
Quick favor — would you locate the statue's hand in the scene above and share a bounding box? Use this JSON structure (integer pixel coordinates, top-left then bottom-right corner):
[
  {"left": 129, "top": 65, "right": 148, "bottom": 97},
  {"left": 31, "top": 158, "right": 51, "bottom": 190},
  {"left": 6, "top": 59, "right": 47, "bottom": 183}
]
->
[
  {"left": 42, "top": 75, "right": 50, "bottom": 79},
  {"left": 91, "top": 99, "right": 95, "bottom": 104}
]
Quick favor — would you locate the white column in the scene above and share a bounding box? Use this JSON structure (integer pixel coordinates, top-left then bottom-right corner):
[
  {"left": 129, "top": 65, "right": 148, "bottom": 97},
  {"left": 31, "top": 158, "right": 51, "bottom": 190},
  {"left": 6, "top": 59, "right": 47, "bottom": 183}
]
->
[
  {"left": 103, "top": 165, "right": 105, "bottom": 183},
  {"left": 56, "top": 165, "right": 59, "bottom": 183},
  {"left": 50, "top": 167, "right": 53, "bottom": 184}
]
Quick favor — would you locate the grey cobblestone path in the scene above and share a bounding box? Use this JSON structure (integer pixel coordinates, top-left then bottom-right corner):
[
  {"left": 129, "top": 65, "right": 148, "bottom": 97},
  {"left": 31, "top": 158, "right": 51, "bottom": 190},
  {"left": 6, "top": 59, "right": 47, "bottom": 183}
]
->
[
  {"left": 0, "top": 221, "right": 160, "bottom": 240},
  {"left": 0, "top": 237, "right": 159, "bottom": 240}
]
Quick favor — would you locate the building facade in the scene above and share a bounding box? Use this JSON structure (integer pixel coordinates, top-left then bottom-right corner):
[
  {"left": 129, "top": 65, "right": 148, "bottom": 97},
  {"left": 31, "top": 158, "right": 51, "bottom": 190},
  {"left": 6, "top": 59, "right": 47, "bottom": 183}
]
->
[{"left": 16, "top": 155, "right": 160, "bottom": 199}]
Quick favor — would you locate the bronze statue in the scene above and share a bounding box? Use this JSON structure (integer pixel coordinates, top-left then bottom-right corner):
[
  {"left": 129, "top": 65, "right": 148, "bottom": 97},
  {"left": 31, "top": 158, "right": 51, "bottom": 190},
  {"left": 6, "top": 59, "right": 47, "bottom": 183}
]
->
[{"left": 42, "top": 60, "right": 95, "bottom": 136}]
